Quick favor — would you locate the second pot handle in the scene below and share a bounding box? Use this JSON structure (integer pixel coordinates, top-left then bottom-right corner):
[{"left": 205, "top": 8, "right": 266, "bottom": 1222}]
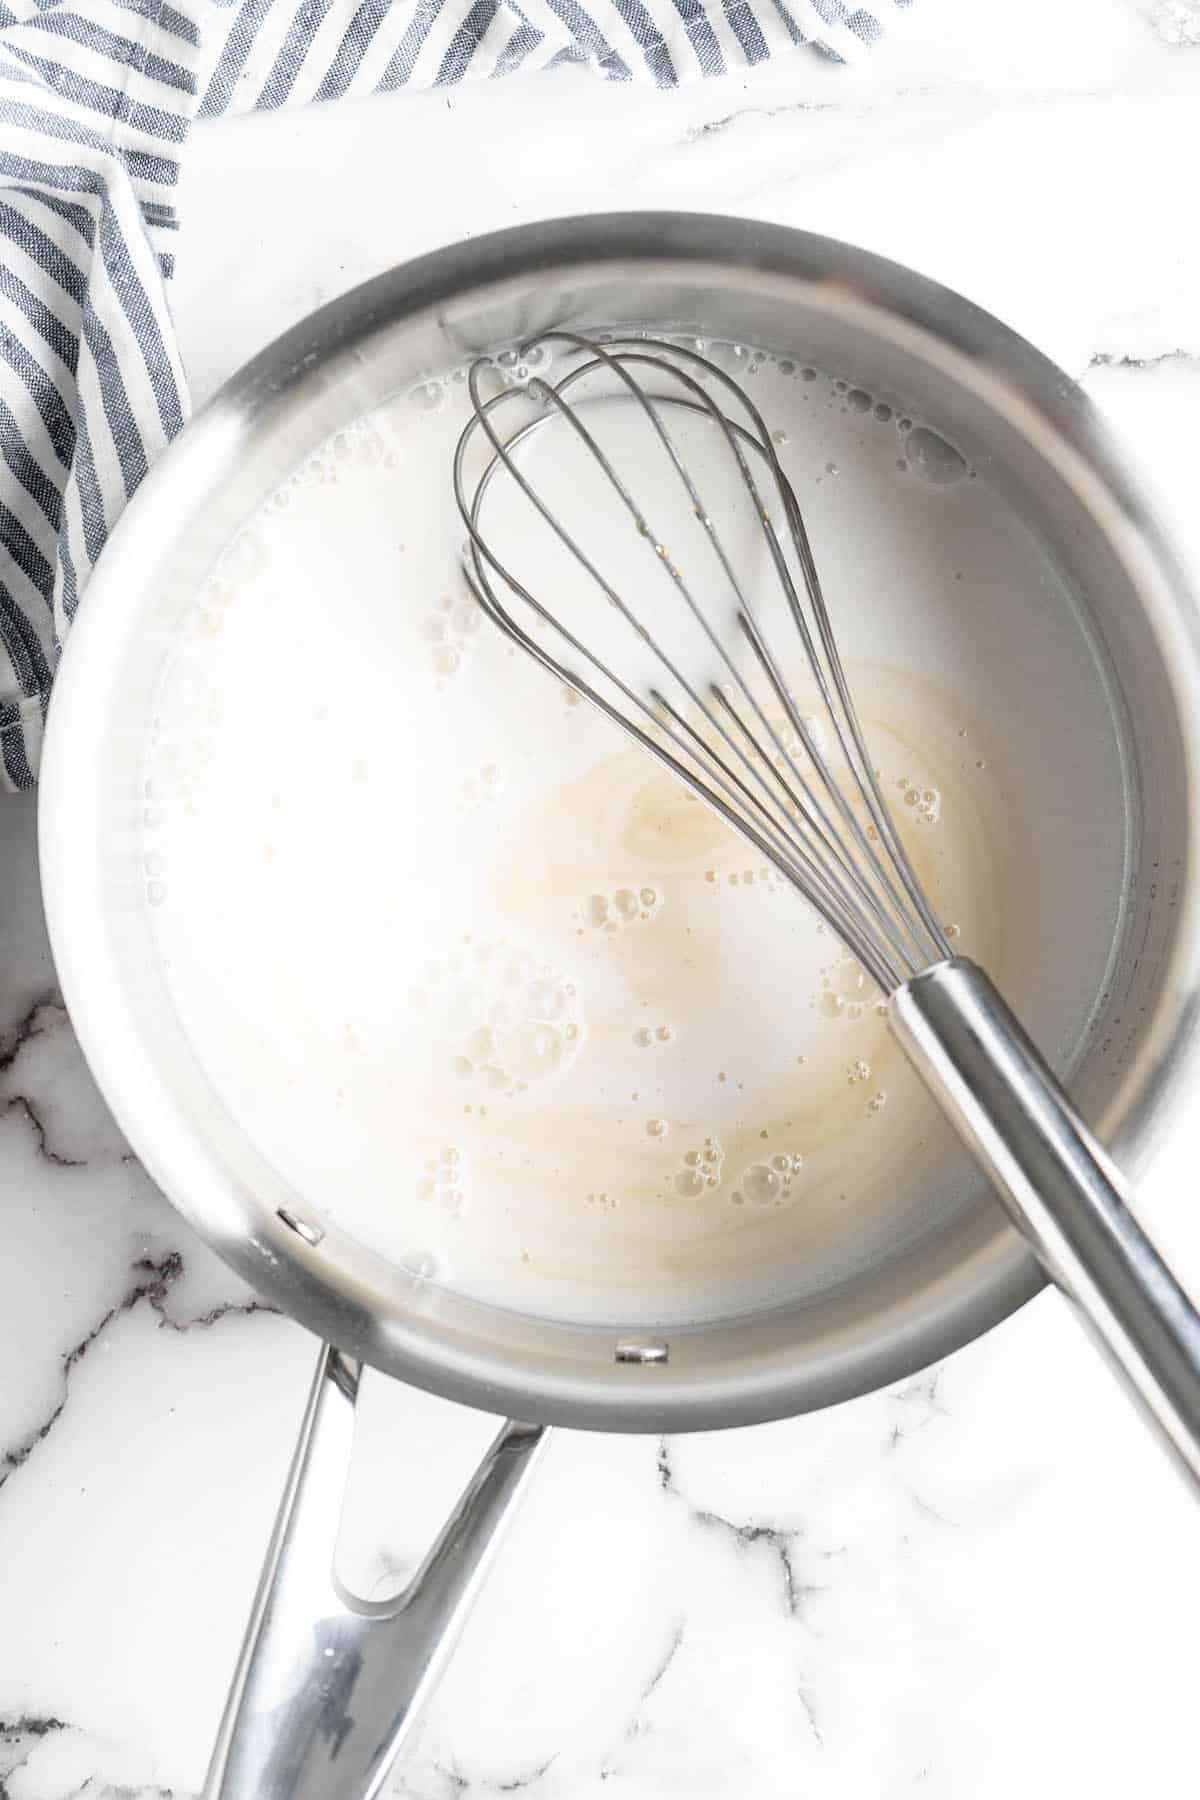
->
[
  {"left": 204, "top": 1341, "right": 547, "bottom": 1800},
  {"left": 891, "top": 956, "right": 1200, "bottom": 1494}
]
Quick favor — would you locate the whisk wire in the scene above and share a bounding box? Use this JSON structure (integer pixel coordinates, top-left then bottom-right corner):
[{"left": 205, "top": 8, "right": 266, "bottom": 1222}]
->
[
  {"left": 453, "top": 333, "right": 952, "bottom": 994},
  {"left": 591, "top": 348, "right": 935, "bottom": 972},
  {"left": 768, "top": 451, "right": 950, "bottom": 963},
  {"left": 523, "top": 341, "right": 938, "bottom": 979},
  {"left": 465, "top": 359, "right": 850, "bottom": 891}
]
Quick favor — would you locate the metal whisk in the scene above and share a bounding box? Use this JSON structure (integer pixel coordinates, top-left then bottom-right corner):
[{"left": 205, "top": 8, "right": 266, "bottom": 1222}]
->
[{"left": 453, "top": 331, "right": 1200, "bottom": 1492}]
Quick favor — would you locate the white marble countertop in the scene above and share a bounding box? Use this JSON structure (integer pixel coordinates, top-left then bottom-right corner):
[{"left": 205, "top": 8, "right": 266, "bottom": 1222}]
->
[{"left": 6, "top": 0, "right": 1200, "bottom": 1793}]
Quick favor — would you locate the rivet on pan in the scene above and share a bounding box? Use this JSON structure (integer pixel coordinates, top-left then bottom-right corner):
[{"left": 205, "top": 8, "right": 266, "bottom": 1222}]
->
[
  {"left": 614, "top": 1335, "right": 669, "bottom": 1366},
  {"left": 277, "top": 1206, "right": 324, "bottom": 1247}
]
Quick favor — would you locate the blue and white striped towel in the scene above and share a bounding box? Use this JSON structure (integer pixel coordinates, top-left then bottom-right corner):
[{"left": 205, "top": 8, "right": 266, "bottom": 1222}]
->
[{"left": 0, "top": 0, "right": 902, "bottom": 789}]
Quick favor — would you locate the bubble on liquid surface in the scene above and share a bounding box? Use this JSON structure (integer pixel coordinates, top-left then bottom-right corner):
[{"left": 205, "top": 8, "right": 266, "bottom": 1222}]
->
[
  {"left": 219, "top": 528, "right": 264, "bottom": 588},
  {"left": 674, "top": 1135, "right": 724, "bottom": 1197},
  {"left": 816, "top": 991, "right": 844, "bottom": 1020},
  {"left": 829, "top": 957, "right": 866, "bottom": 999},
  {"left": 742, "top": 1163, "right": 782, "bottom": 1206},
  {"left": 400, "top": 1250, "right": 442, "bottom": 1281},
  {"left": 410, "top": 380, "right": 446, "bottom": 413},
  {"left": 459, "top": 761, "right": 506, "bottom": 812},
  {"left": 646, "top": 1118, "right": 669, "bottom": 1139},
  {"left": 906, "top": 427, "right": 967, "bottom": 486},
  {"left": 847, "top": 389, "right": 872, "bottom": 413},
  {"left": 429, "top": 944, "right": 583, "bottom": 1094},
  {"left": 897, "top": 776, "right": 941, "bottom": 825},
  {"left": 634, "top": 1023, "right": 674, "bottom": 1049},
  {"left": 427, "top": 588, "right": 483, "bottom": 682},
  {"left": 418, "top": 1149, "right": 468, "bottom": 1218},
  {"left": 586, "top": 884, "right": 662, "bottom": 933}
]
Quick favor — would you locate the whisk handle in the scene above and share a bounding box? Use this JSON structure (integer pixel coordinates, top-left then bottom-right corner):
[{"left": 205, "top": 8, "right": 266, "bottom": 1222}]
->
[{"left": 891, "top": 957, "right": 1200, "bottom": 1495}]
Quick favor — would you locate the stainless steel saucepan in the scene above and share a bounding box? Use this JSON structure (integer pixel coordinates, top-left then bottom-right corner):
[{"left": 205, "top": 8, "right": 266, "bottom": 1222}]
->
[{"left": 38, "top": 216, "right": 1200, "bottom": 1800}]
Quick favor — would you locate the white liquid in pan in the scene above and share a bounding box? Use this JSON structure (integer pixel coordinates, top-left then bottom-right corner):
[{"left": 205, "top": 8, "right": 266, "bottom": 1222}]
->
[{"left": 144, "top": 348, "right": 1131, "bottom": 1325}]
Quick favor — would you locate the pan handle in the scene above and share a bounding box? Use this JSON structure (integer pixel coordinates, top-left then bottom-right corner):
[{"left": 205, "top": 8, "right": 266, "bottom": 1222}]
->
[
  {"left": 891, "top": 957, "right": 1200, "bottom": 1493},
  {"left": 204, "top": 1341, "right": 547, "bottom": 1800}
]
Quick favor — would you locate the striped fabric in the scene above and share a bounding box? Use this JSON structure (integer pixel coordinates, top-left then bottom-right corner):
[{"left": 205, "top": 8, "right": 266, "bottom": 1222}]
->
[{"left": 0, "top": 0, "right": 903, "bottom": 789}]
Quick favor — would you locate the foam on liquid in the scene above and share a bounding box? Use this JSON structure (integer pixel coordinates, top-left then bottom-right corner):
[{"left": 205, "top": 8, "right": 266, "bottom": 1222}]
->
[{"left": 143, "top": 347, "right": 1131, "bottom": 1326}]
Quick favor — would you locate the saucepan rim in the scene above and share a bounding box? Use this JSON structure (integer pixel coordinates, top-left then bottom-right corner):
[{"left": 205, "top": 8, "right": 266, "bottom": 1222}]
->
[{"left": 37, "top": 212, "right": 1200, "bottom": 1430}]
